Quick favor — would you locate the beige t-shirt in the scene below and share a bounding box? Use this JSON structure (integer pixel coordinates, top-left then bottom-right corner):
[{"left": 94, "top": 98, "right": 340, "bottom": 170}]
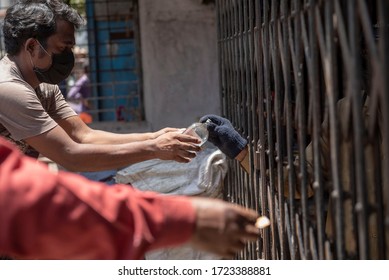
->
[{"left": 0, "top": 55, "right": 77, "bottom": 158}]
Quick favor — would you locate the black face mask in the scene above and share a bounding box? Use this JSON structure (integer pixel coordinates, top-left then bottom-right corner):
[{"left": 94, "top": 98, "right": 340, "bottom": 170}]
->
[{"left": 32, "top": 42, "right": 75, "bottom": 85}]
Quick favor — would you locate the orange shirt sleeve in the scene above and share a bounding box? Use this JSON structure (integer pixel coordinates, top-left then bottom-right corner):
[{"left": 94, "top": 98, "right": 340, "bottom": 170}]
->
[{"left": 0, "top": 139, "right": 196, "bottom": 259}]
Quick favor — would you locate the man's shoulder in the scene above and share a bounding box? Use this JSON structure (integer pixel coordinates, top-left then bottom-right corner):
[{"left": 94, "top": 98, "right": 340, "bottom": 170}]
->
[
  {"left": 0, "top": 56, "right": 31, "bottom": 92},
  {"left": 0, "top": 77, "right": 36, "bottom": 103},
  {"left": 0, "top": 58, "right": 12, "bottom": 82}
]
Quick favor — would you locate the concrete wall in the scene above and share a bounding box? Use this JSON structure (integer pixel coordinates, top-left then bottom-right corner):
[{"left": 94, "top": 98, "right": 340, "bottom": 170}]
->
[{"left": 139, "top": 0, "right": 220, "bottom": 130}]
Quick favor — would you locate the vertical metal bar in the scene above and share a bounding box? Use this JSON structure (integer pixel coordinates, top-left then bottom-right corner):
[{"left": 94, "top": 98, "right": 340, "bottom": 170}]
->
[
  {"left": 315, "top": 0, "right": 345, "bottom": 259},
  {"left": 271, "top": 0, "right": 291, "bottom": 259},
  {"left": 307, "top": 0, "right": 326, "bottom": 260},
  {"left": 334, "top": 0, "right": 360, "bottom": 259},
  {"left": 242, "top": 0, "right": 256, "bottom": 259},
  {"left": 233, "top": 0, "right": 240, "bottom": 127},
  {"left": 255, "top": 0, "right": 271, "bottom": 260},
  {"left": 348, "top": 0, "right": 369, "bottom": 259},
  {"left": 225, "top": 0, "right": 235, "bottom": 207},
  {"left": 262, "top": 0, "right": 278, "bottom": 260},
  {"left": 238, "top": 0, "right": 248, "bottom": 230},
  {"left": 377, "top": 0, "right": 389, "bottom": 260},
  {"left": 221, "top": 0, "right": 229, "bottom": 118},
  {"left": 248, "top": 0, "right": 262, "bottom": 260},
  {"left": 242, "top": 0, "right": 250, "bottom": 139},
  {"left": 267, "top": 0, "right": 277, "bottom": 259},
  {"left": 216, "top": 0, "right": 224, "bottom": 118},
  {"left": 280, "top": 0, "right": 300, "bottom": 259},
  {"left": 290, "top": 0, "right": 311, "bottom": 259},
  {"left": 323, "top": 0, "right": 344, "bottom": 260}
]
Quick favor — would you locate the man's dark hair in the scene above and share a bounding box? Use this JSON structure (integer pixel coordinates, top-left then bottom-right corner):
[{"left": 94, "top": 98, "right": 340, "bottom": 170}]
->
[{"left": 3, "top": 0, "right": 85, "bottom": 55}]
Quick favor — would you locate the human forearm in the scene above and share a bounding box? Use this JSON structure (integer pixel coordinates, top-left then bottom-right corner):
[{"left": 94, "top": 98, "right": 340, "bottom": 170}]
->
[
  {"left": 47, "top": 139, "right": 160, "bottom": 172},
  {"left": 59, "top": 116, "right": 168, "bottom": 145},
  {"left": 59, "top": 138, "right": 201, "bottom": 172},
  {"left": 78, "top": 125, "right": 183, "bottom": 146},
  {"left": 81, "top": 128, "right": 158, "bottom": 144},
  {"left": 27, "top": 126, "right": 200, "bottom": 172}
]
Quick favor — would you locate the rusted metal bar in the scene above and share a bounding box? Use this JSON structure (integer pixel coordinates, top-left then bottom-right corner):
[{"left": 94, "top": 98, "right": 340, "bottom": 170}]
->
[
  {"left": 347, "top": 0, "right": 369, "bottom": 259},
  {"left": 289, "top": 0, "right": 311, "bottom": 260},
  {"left": 315, "top": 0, "right": 345, "bottom": 260},
  {"left": 377, "top": 0, "right": 389, "bottom": 260}
]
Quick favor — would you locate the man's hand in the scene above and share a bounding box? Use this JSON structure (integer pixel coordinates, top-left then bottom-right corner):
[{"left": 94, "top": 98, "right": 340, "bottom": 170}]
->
[
  {"left": 151, "top": 131, "right": 201, "bottom": 163},
  {"left": 189, "top": 197, "right": 260, "bottom": 259},
  {"left": 200, "top": 114, "right": 247, "bottom": 159}
]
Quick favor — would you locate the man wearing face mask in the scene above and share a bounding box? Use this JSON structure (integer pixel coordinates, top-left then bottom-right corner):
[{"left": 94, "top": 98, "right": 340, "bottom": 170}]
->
[{"left": 0, "top": 0, "right": 201, "bottom": 172}]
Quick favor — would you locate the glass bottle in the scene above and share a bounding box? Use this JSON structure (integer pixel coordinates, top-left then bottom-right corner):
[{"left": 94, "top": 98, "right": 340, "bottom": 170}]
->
[{"left": 183, "top": 119, "right": 211, "bottom": 146}]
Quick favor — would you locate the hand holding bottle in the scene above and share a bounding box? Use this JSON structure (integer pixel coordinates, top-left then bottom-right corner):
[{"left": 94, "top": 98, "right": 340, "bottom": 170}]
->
[
  {"left": 199, "top": 114, "right": 247, "bottom": 159},
  {"left": 183, "top": 120, "right": 210, "bottom": 147}
]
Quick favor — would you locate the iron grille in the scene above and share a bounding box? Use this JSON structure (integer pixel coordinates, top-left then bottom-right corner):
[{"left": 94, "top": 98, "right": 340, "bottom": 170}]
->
[{"left": 217, "top": 0, "right": 389, "bottom": 260}]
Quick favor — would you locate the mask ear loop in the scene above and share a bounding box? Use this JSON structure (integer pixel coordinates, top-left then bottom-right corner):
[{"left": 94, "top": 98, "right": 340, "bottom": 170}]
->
[
  {"left": 35, "top": 39, "right": 51, "bottom": 58},
  {"left": 29, "top": 39, "right": 52, "bottom": 71},
  {"left": 25, "top": 39, "right": 38, "bottom": 70}
]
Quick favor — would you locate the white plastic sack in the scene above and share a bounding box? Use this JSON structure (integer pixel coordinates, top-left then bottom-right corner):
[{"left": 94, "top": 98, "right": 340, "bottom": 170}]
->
[
  {"left": 115, "top": 146, "right": 227, "bottom": 198},
  {"left": 115, "top": 146, "right": 228, "bottom": 259}
]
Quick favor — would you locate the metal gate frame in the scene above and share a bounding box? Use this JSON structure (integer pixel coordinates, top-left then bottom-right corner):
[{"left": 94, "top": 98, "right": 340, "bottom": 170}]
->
[{"left": 217, "top": 0, "right": 389, "bottom": 260}]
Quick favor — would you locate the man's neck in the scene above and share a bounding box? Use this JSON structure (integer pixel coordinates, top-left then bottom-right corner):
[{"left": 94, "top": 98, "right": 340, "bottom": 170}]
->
[{"left": 9, "top": 53, "right": 40, "bottom": 89}]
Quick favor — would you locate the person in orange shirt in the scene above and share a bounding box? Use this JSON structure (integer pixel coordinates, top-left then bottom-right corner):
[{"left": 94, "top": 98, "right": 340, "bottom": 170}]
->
[{"left": 0, "top": 137, "right": 260, "bottom": 260}]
